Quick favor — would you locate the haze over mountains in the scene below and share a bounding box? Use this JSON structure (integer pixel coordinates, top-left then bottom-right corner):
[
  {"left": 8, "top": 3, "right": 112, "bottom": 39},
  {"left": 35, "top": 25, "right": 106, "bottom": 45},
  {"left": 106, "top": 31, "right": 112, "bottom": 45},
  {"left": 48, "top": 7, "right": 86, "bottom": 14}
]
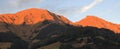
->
[{"left": 0, "top": 8, "right": 120, "bottom": 49}]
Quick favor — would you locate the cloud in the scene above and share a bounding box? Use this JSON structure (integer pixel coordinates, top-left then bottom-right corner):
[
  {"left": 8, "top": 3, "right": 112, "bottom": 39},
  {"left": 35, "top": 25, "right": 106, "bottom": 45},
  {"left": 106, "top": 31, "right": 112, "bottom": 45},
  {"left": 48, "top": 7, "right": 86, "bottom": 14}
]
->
[
  {"left": 0, "top": 0, "right": 43, "bottom": 13},
  {"left": 9, "top": 0, "right": 43, "bottom": 7},
  {"left": 0, "top": 0, "right": 44, "bottom": 14},
  {"left": 56, "top": 0, "right": 103, "bottom": 15},
  {"left": 19, "top": 0, "right": 42, "bottom": 5},
  {"left": 80, "top": 0, "right": 103, "bottom": 13},
  {"left": 54, "top": 0, "right": 103, "bottom": 22}
]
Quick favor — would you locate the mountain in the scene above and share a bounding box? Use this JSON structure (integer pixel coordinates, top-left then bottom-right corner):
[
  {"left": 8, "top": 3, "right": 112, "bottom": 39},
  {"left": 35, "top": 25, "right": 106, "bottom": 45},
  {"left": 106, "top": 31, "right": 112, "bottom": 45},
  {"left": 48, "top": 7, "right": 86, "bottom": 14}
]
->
[
  {"left": 0, "top": 8, "right": 72, "bottom": 41},
  {"left": 0, "top": 8, "right": 75, "bottom": 49},
  {"left": 75, "top": 15, "right": 120, "bottom": 33},
  {"left": 0, "top": 8, "right": 120, "bottom": 49}
]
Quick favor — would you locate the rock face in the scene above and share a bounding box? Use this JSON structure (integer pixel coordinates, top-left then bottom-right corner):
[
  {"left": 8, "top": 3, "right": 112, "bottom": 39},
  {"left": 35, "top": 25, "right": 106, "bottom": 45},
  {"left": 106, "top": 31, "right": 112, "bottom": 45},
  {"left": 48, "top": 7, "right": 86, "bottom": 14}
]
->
[{"left": 75, "top": 15, "right": 120, "bottom": 33}]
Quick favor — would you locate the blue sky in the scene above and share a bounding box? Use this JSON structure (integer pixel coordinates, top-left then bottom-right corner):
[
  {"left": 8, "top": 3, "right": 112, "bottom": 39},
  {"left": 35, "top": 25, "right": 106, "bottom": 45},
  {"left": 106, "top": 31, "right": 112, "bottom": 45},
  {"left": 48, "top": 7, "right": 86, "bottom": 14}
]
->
[{"left": 0, "top": 0, "right": 120, "bottom": 24}]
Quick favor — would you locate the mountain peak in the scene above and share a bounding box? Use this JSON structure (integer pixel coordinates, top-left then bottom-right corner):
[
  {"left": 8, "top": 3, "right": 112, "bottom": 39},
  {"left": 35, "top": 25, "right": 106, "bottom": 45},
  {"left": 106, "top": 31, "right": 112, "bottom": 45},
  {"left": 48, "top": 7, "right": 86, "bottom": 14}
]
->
[
  {"left": 83, "top": 15, "right": 105, "bottom": 21},
  {"left": 0, "top": 8, "right": 71, "bottom": 25},
  {"left": 85, "top": 15, "right": 100, "bottom": 19},
  {"left": 75, "top": 15, "right": 120, "bottom": 33},
  {"left": 16, "top": 8, "right": 48, "bottom": 14}
]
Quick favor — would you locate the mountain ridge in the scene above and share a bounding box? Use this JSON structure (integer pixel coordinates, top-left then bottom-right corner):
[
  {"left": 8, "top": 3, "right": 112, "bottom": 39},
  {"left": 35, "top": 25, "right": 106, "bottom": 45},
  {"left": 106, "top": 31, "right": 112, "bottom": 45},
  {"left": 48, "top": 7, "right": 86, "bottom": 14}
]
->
[
  {"left": 0, "top": 8, "right": 119, "bottom": 33},
  {"left": 0, "top": 8, "right": 72, "bottom": 25},
  {"left": 0, "top": 8, "right": 120, "bottom": 32}
]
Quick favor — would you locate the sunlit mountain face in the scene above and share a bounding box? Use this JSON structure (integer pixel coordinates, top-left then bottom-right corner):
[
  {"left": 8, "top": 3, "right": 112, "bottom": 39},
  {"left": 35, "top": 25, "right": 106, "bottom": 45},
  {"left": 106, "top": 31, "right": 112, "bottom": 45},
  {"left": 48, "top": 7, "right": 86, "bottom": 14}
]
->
[
  {"left": 0, "top": 8, "right": 120, "bottom": 49},
  {"left": 75, "top": 15, "right": 120, "bottom": 33}
]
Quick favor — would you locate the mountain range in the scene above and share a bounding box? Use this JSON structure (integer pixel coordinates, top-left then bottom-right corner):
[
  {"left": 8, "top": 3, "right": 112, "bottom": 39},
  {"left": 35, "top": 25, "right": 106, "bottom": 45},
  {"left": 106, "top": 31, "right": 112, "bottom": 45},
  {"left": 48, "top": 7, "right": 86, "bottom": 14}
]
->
[{"left": 0, "top": 8, "right": 120, "bottom": 49}]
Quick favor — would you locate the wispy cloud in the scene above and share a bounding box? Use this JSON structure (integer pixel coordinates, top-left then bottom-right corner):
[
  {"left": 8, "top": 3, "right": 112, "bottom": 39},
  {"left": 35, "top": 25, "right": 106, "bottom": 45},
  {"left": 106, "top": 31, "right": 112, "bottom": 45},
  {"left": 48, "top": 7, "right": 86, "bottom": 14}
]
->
[
  {"left": 19, "top": 0, "right": 42, "bottom": 6},
  {"left": 55, "top": 0, "right": 103, "bottom": 22},
  {"left": 56, "top": 0, "right": 103, "bottom": 15},
  {"left": 9, "top": 0, "right": 43, "bottom": 7},
  {"left": 0, "top": 0, "right": 44, "bottom": 14},
  {"left": 80, "top": 0, "right": 103, "bottom": 13}
]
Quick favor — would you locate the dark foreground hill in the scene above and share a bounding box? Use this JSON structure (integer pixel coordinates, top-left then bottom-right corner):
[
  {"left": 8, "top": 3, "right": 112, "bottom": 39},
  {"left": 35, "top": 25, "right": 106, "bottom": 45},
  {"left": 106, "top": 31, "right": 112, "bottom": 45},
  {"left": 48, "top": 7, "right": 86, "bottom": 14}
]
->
[
  {"left": 0, "top": 24, "right": 120, "bottom": 49},
  {"left": 0, "top": 8, "right": 120, "bottom": 49},
  {"left": 1, "top": 24, "right": 120, "bottom": 49},
  {"left": 34, "top": 25, "right": 120, "bottom": 49}
]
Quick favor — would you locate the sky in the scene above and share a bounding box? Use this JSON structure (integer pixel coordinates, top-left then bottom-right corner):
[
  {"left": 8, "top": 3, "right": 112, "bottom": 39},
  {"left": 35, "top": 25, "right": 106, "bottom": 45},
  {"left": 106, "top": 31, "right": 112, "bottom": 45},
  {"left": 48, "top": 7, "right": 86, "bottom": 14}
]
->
[{"left": 0, "top": 0, "right": 120, "bottom": 24}]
